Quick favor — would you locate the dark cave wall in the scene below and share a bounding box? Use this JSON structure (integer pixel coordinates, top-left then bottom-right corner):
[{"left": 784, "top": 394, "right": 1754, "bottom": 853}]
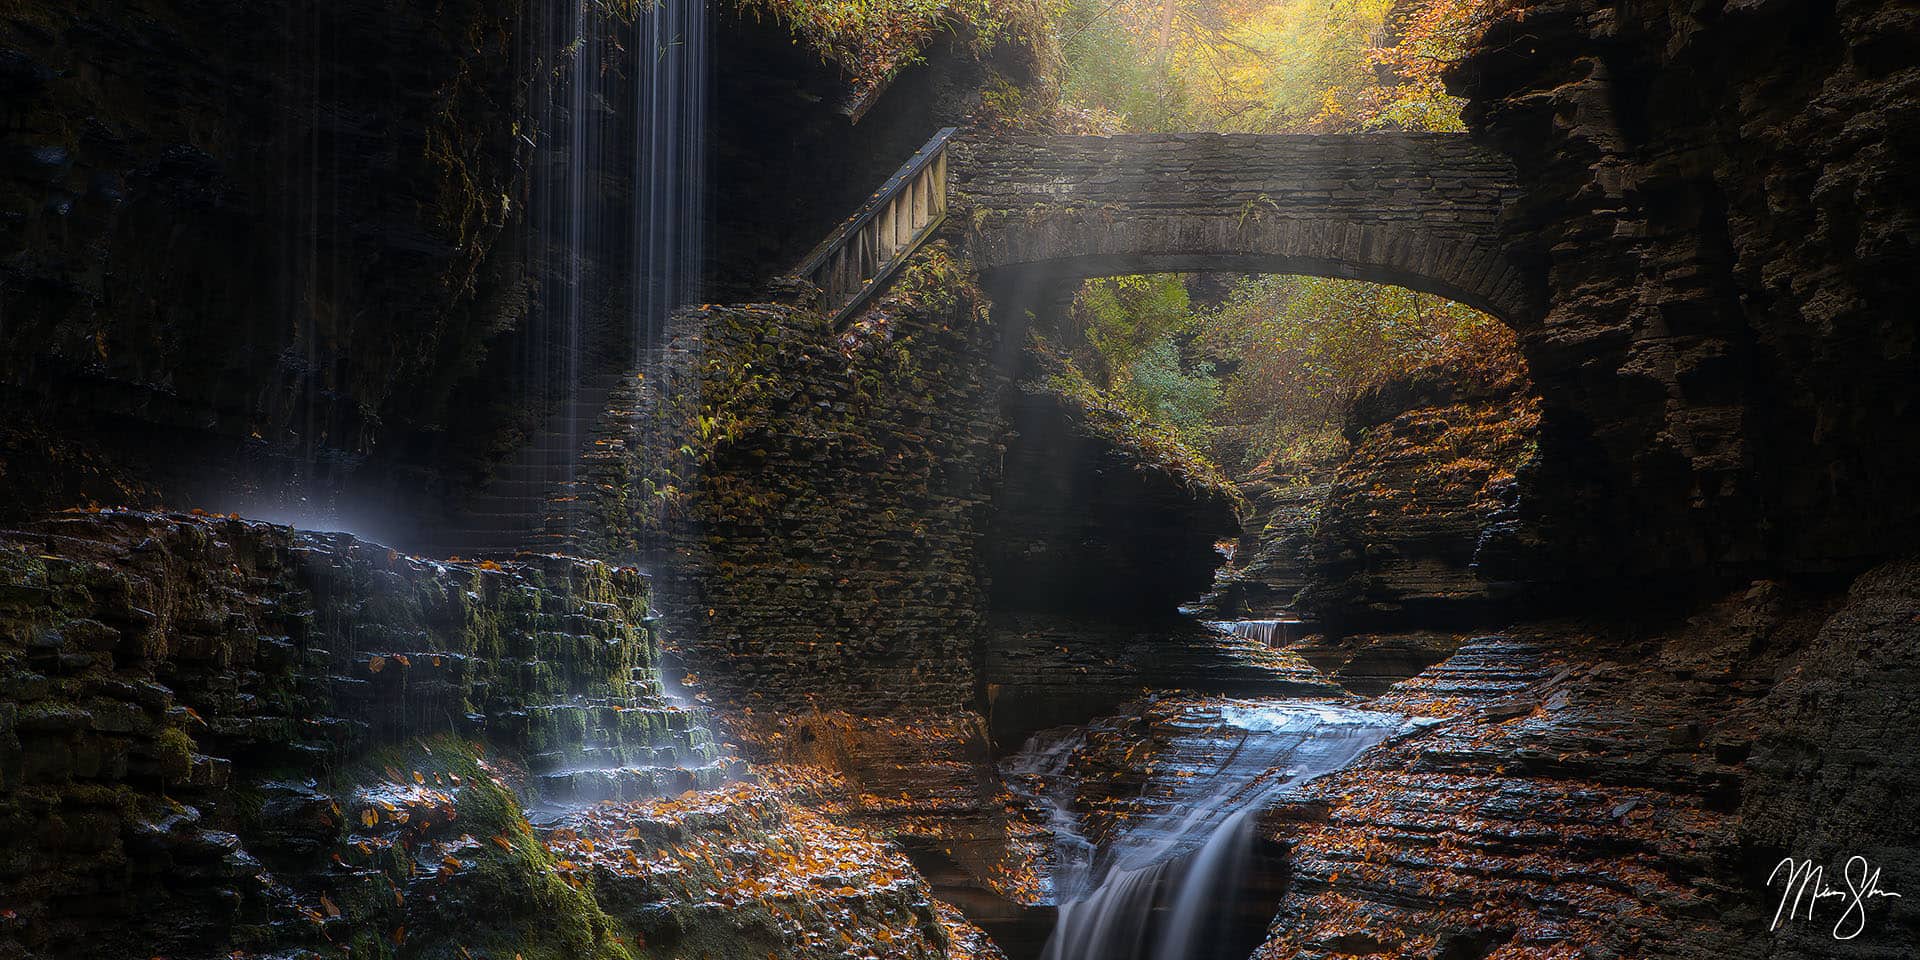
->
[
  {"left": 0, "top": 0, "right": 536, "bottom": 516},
  {"left": 1455, "top": 0, "right": 1920, "bottom": 589},
  {"left": 978, "top": 360, "right": 1281, "bottom": 746},
  {"left": 987, "top": 388, "right": 1237, "bottom": 619}
]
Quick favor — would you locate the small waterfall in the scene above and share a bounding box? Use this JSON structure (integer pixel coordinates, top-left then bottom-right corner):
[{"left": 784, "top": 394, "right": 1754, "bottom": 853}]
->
[
  {"left": 1208, "top": 618, "right": 1304, "bottom": 647},
  {"left": 629, "top": 0, "right": 706, "bottom": 359},
  {"left": 1008, "top": 701, "right": 1423, "bottom": 960},
  {"left": 1002, "top": 730, "right": 1099, "bottom": 901},
  {"left": 525, "top": 659, "right": 741, "bottom": 819}
]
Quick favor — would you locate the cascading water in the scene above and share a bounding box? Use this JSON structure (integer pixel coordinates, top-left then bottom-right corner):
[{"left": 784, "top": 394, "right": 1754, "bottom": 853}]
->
[
  {"left": 1207, "top": 618, "right": 1304, "bottom": 647},
  {"left": 1007, "top": 701, "right": 1427, "bottom": 960},
  {"left": 628, "top": 0, "right": 706, "bottom": 359},
  {"left": 533, "top": 0, "right": 705, "bottom": 372}
]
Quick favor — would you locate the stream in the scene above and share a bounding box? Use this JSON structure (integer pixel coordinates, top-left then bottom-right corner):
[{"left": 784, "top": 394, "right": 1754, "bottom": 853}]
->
[{"left": 1006, "top": 700, "right": 1426, "bottom": 960}]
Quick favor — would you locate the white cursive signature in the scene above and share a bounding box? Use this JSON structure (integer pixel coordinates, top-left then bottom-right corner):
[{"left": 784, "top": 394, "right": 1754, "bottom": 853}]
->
[{"left": 1768, "top": 855, "right": 1903, "bottom": 940}]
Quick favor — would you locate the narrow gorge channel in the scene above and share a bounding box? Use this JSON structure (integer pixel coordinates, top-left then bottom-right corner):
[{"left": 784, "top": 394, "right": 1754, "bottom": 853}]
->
[{"left": 1008, "top": 700, "right": 1427, "bottom": 960}]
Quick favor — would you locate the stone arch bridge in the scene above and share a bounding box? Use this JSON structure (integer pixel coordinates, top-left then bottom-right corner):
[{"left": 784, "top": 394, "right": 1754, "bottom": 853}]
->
[{"left": 952, "top": 132, "right": 1526, "bottom": 321}]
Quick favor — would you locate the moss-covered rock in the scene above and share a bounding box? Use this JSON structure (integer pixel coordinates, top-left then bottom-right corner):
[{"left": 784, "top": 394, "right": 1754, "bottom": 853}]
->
[{"left": 0, "top": 511, "right": 721, "bottom": 959}]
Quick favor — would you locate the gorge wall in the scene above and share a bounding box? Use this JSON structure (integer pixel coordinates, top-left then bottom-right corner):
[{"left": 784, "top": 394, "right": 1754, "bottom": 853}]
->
[
  {"left": 0, "top": 0, "right": 536, "bottom": 521},
  {"left": 1455, "top": 0, "right": 1920, "bottom": 591},
  {"left": 1211, "top": 355, "right": 1544, "bottom": 632}
]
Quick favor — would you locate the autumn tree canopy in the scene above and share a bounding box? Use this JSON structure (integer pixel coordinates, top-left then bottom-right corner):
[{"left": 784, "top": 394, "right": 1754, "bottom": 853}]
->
[{"left": 1038, "top": 0, "right": 1526, "bottom": 478}]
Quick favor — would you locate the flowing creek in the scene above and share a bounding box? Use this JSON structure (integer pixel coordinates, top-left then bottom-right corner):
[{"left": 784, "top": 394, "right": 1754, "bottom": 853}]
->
[{"left": 1006, "top": 700, "right": 1430, "bottom": 960}]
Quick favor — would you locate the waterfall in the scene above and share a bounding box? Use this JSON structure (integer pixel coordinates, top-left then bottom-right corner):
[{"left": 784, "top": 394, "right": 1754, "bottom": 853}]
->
[
  {"left": 442, "top": 0, "right": 706, "bottom": 555},
  {"left": 528, "top": 0, "right": 706, "bottom": 428},
  {"left": 477, "top": 0, "right": 712, "bottom": 775},
  {"left": 1208, "top": 618, "right": 1304, "bottom": 647},
  {"left": 629, "top": 0, "right": 706, "bottom": 359},
  {"left": 534, "top": 0, "right": 705, "bottom": 365},
  {"left": 1007, "top": 701, "right": 1424, "bottom": 960}
]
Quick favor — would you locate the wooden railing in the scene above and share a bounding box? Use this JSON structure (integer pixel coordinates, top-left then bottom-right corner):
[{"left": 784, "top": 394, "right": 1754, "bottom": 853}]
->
[{"left": 792, "top": 127, "right": 956, "bottom": 325}]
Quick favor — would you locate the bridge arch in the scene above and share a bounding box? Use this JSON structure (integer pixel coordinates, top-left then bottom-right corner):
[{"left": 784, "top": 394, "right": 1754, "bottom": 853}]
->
[{"left": 952, "top": 132, "right": 1530, "bottom": 323}]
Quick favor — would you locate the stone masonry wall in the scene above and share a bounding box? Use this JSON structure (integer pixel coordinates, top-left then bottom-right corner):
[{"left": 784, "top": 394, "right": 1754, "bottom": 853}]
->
[{"left": 597, "top": 248, "right": 1013, "bottom": 718}]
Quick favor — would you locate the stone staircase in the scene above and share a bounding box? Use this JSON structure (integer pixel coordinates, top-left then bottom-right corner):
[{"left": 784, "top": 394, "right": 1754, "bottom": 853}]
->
[
  {"left": 432, "top": 371, "right": 628, "bottom": 558},
  {"left": 521, "top": 666, "right": 743, "bottom": 811}
]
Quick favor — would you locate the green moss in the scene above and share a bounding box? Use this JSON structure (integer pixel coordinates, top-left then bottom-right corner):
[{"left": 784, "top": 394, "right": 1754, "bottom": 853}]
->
[
  {"left": 154, "top": 725, "right": 196, "bottom": 783},
  {"left": 322, "top": 736, "right": 635, "bottom": 960},
  {"left": 734, "top": 0, "right": 1055, "bottom": 92}
]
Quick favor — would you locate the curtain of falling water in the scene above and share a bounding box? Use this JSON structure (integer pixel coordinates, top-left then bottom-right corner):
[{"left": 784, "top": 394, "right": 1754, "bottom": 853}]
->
[
  {"left": 525, "top": 0, "right": 706, "bottom": 513},
  {"left": 634, "top": 0, "right": 706, "bottom": 360},
  {"left": 1007, "top": 703, "right": 1424, "bottom": 960},
  {"left": 630, "top": 0, "right": 705, "bottom": 564}
]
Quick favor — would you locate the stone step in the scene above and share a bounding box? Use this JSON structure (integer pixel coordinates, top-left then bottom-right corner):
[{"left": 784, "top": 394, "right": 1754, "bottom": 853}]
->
[
  {"left": 529, "top": 739, "right": 723, "bottom": 774},
  {"left": 535, "top": 760, "right": 740, "bottom": 804},
  {"left": 524, "top": 702, "right": 714, "bottom": 750}
]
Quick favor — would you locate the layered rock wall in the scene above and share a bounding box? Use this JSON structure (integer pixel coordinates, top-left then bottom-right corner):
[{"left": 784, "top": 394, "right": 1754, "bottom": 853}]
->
[
  {"left": 1297, "top": 363, "right": 1543, "bottom": 630},
  {"left": 1455, "top": 0, "right": 1920, "bottom": 586},
  {"left": 1210, "top": 360, "right": 1542, "bottom": 632},
  {"left": 1249, "top": 564, "right": 1918, "bottom": 959}
]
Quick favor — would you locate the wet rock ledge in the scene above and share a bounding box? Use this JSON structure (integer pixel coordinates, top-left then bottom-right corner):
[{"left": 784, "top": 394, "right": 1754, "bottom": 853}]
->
[
  {"left": 0, "top": 511, "right": 706, "bottom": 959},
  {"left": 1254, "top": 569, "right": 1920, "bottom": 959}
]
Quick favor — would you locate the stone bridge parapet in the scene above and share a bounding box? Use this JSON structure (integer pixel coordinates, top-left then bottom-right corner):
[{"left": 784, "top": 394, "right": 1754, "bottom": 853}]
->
[{"left": 951, "top": 132, "right": 1528, "bottom": 321}]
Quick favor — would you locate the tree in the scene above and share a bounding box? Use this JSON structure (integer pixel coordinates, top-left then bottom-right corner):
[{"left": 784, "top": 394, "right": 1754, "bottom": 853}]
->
[{"left": 1050, "top": 0, "right": 1520, "bottom": 133}]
